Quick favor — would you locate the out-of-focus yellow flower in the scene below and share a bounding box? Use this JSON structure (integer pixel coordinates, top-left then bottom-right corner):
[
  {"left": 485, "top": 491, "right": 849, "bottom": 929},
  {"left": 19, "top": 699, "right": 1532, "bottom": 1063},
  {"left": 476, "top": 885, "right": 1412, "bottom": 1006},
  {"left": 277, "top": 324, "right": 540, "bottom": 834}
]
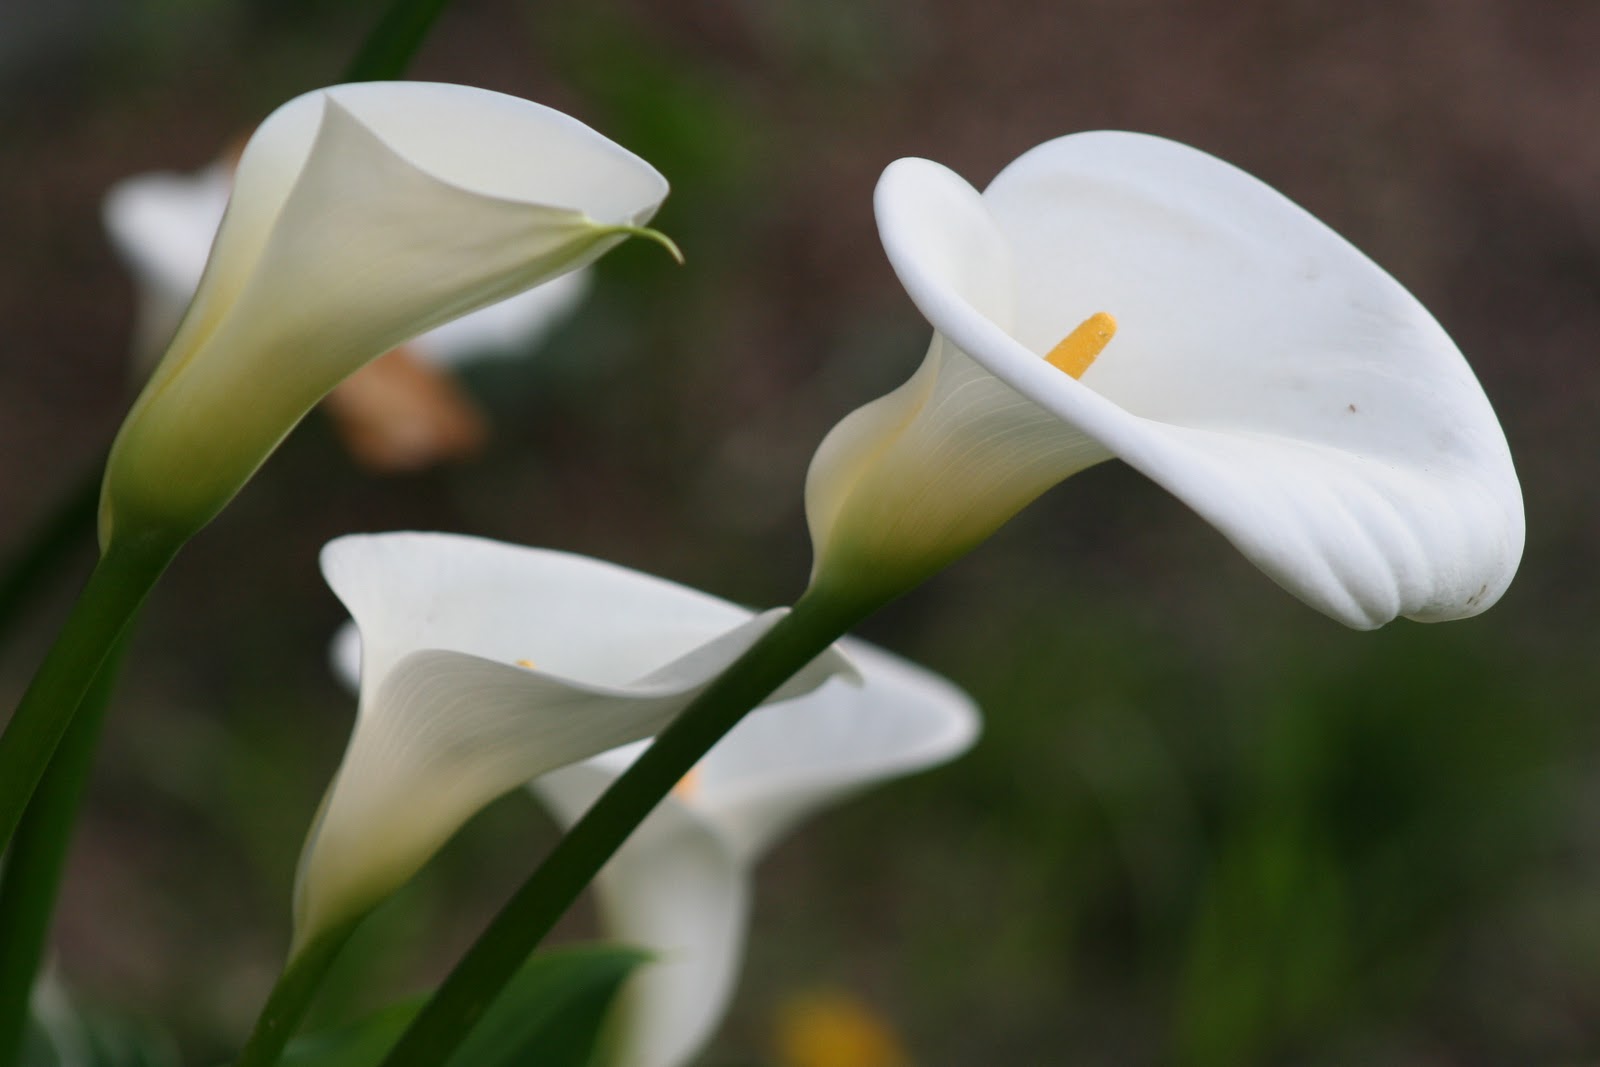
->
[{"left": 775, "top": 989, "right": 911, "bottom": 1067}]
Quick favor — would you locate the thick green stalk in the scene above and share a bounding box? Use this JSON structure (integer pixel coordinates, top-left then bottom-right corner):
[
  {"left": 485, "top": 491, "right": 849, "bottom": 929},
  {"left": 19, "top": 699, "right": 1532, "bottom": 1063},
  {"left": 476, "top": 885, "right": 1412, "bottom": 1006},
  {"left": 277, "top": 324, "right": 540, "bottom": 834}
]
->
[
  {"left": 343, "top": 0, "right": 456, "bottom": 82},
  {"left": 233, "top": 923, "right": 359, "bottom": 1067},
  {"left": 0, "top": 536, "right": 175, "bottom": 855},
  {"left": 0, "top": 631, "right": 134, "bottom": 1067},
  {"left": 375, "top": 584, "right": 881, "bottom": 1067}
]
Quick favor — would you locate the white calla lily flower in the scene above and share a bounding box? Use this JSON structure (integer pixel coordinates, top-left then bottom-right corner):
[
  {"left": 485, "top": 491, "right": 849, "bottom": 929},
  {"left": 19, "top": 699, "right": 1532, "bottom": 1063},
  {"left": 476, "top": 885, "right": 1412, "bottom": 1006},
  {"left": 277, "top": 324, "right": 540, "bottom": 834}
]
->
[
  {"left": 297, "top": 533, "right": 853, "bottom": 959},
  {"left": 104, "top": 161, "right": 591, "bottom": 371},
  {"left": 105, "top": 156, "right": 591, "bottom": 472},
  {"left": 806, "top": 132, "right": 1523, "bottom": 629},
  {"left": 100, "top": 82, "right": 672, "bottom": 547},
  {"left": 530, "top": 642, "right": 978, "bottom": 1067}
]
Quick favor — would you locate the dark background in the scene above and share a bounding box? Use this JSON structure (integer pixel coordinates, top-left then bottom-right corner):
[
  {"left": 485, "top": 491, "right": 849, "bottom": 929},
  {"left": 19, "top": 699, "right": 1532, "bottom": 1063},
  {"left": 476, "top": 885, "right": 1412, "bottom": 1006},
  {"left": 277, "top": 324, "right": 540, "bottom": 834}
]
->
[{"left": 1, "top": 0, "right": 1597, "bottom": 1063}]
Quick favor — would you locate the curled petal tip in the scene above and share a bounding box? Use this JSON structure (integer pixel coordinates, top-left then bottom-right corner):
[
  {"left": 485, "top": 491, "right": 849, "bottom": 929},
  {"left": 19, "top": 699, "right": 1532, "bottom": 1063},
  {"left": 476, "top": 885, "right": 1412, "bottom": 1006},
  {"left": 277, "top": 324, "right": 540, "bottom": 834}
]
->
[{"left": 619, "top": 224, "right": 685, "bottom": 265}]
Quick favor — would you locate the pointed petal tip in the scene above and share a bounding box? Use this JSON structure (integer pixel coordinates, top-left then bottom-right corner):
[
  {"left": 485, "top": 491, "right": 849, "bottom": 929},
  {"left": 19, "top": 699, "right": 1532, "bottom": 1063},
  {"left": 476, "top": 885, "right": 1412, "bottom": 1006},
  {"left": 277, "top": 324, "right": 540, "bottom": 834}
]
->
[{"left": 622, "top": 225, "right": 684, "bottom": 264}]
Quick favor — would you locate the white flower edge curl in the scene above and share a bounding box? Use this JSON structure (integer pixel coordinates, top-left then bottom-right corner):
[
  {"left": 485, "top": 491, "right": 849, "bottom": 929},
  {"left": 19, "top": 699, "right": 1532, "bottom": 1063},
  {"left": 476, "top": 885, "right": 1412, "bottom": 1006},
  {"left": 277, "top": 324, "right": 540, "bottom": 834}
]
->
[
  {"left": 530, "top": 640, "right": 980, "bottom": 1067},
  {"left": 294, "top": 532, "right": 854, "bottom": 957},
  {"left": 806, "top": 131, "right": 1523, "bottom": 629},
  {"left": 101, "top": 81, "right": 670, "bottom": 545}
]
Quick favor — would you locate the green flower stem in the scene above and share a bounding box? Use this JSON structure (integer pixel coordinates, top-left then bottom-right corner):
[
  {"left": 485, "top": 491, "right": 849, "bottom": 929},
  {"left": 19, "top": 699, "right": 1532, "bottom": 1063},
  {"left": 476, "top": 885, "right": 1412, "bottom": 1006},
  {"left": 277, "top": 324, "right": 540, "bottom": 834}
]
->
[
  {"left": 0, "top": 630, "right": 134, "bottom": 1067},
  {"left": 0, "top": 536, "right": 175, "bottom": 855},
  {"left": 233, "top": 923, "right": 359, "bottom": 1067},
  {"left": 375, "top": 582, "right": 884, "bottom": 1067},
  {"left": 343, "top": 0, "right": 456, "bottom": 82}
]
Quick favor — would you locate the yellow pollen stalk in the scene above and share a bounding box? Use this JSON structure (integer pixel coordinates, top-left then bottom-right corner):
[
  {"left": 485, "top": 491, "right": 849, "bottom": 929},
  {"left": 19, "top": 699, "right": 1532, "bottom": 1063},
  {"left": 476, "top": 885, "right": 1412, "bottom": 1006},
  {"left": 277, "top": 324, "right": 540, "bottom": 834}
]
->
[
  {"left": 514, "top": 658, "right": 536, "bottom": 669},
  {"left": 1044, "top": 311, "right": 1117, "bottom": 378}
]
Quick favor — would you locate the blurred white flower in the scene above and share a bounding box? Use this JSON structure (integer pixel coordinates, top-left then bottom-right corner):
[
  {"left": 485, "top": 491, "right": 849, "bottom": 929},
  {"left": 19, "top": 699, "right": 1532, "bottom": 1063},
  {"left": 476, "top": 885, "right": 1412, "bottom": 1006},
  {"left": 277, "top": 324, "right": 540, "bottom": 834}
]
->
[
  {"left": 530, "top": 639, "right": 978, "bottom": 1067},
  {"left": 299, "top": 532, "right": 853, "bottom": 959},
  {"left": 805, "top": 132, "right": 1523, "bottom": 628},
  {"left": 99, "top": 82, "right": 673, "bottom": 545}
]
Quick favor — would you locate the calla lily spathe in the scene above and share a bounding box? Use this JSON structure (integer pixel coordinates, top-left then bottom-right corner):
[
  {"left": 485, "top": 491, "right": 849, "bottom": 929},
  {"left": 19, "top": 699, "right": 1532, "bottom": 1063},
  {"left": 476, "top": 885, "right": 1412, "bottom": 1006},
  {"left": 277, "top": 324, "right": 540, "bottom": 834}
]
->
[
  {"left": 530, "top": 642, "right": 978, "bottom": 1067},
  {"left": 103, "top": 160, "right": 591, "bottom": 372},
  {"left": 104, "top": 155, "right": 590, "bottom": 471},
  {"left": 805, "top": 132, "right": 1523, "bottom": 629},
  {"left": 297, "top": 533, "right": 853, "bottom": 958},
  {"left": 99, "top": 82, "right": 671, "bottom": 547}
]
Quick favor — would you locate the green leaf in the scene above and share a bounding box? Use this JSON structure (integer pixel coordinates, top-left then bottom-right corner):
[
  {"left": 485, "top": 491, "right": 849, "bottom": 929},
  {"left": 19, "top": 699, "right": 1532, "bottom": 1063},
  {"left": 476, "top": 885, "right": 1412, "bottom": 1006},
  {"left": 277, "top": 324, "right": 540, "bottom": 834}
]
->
[
  {"left": 452, "top": 944, "right": 648, "bottom": 1067},
  {"left": 281, "top": 944, "right": 648, "bottom": 1067},
  {"left": 277, "top": 1000, "right": 421, "bottom": 1067}
]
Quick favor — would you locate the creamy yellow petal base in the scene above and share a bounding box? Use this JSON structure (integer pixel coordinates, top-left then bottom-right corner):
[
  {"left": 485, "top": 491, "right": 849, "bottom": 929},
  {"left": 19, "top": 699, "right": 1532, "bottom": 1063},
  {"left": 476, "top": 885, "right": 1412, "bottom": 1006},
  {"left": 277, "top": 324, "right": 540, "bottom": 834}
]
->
[{"left": 805, "top": 334, "right": 1113, "bottom": 602}]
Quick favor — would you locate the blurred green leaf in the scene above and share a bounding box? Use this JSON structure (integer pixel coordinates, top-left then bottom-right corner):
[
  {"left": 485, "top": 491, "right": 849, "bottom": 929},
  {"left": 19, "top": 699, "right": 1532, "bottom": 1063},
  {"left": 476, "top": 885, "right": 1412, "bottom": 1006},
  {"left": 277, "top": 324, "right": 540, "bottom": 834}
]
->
[
  {"left": 450, "top": 943, "right": 647, "bottom": 1067},
  {"left": 278, "top": 1000, "right": 417, "bottom": 1067},
  {"left": 279, "top": 944, "right": 648, "bottom": 1067}
]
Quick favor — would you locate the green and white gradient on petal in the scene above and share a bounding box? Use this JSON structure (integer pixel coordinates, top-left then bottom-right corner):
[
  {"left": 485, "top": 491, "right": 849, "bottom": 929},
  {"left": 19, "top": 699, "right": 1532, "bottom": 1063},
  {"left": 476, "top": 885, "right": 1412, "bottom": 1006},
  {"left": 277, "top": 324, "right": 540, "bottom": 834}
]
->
[
  {"left": 99, "top": 81, "right": 673, "bottom": 550},
  {"left": 104, "top": 160, "right": 592, "bottom": 373},
  {"left": 530, "top": 642, "right": 979, "bottom": 1067},
  {"left": 301, "top": 533, "right": 855, "bottom": 961},
  {"left": 805, "top": 132, "right": 1523, "bottom": 628}
]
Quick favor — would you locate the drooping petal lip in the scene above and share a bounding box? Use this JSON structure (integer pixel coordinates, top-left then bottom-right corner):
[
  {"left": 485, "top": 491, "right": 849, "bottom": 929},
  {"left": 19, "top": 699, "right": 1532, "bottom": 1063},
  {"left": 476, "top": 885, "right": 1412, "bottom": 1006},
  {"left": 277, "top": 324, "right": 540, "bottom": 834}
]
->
[
  {"left": 676, "top": 639, "right": 979, "bottom": 853},
  {"left": 542, "top": 635, "right": 980, "bottom": 863},
  {"left": 319, "top": 532, "right": 832, "bottom": 696},
  {"left": 874, "top": 133, "right": 1523, "bottom": 628}
]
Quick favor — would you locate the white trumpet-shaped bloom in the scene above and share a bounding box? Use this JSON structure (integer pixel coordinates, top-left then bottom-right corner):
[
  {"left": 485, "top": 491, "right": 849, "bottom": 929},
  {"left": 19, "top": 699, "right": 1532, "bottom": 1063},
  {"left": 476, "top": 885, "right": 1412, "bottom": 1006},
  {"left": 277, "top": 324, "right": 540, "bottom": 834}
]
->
[
  {"left": 100, "top": 82, "right": 670, "bottom": 547},
  {"left": 530, "top": 643, "right": 978, "bottom": 1067},
  {"left": 298, "top": 533, "right": 853, "bottom": 958},
  {"left": 806, "top": 132, "right": 1523, "bottom": 628},
  {"left": 104, "top": 160, "right": 590, "bottom": 371}
]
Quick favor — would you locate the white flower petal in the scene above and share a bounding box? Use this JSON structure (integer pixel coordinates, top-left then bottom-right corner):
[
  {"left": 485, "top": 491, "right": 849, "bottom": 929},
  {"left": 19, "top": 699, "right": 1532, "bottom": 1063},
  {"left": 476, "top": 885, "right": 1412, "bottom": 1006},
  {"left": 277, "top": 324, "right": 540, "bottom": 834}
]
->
[
  {"left": 297, "top": 630, "right": 757, "bottom": 956},
  {"left": 410, "top": 269, "right": 592, "bottom": 366},
  {"left": 689, "top": 638, "right": 980, "bottom": 860},
  {"left": 805, "top": 331, "right": 1112, "bottom": 596},
  {"left": 536, "top": 762, "right": 748, "bottom": 1067},
  {"left": 320, "top": 533, "right": 779, "bottom": 692},
  {"left": 294, "top": 534, "right": 851, "bottom": 955},
  {"left": 530, "top": 634, "right": 978, "bottom": 1067},
  {"left": 105, "top": 162, "right": 594, "bottom": 373},
  {"left": 812, "top": 133, "right": 1522, "bottom": 628},
  {"left": 101, "top": 82, "right": 666, "bottom": 545}
]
